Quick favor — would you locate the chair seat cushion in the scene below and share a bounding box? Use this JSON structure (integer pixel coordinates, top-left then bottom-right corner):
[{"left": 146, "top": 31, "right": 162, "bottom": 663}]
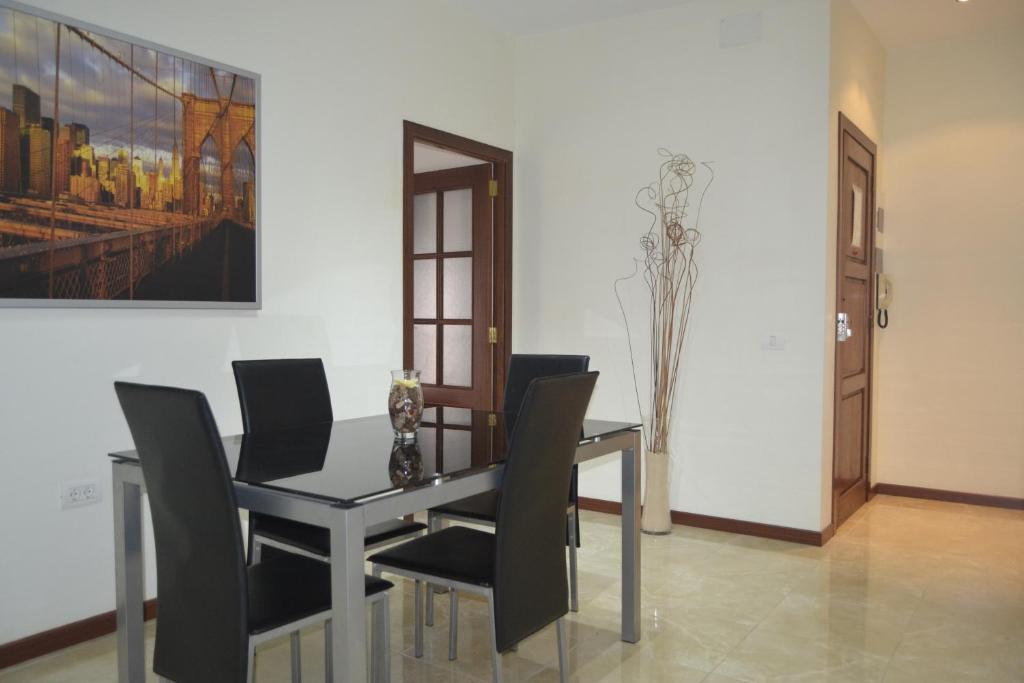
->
[
  {"left": 367, "top": 518, "right": 429, "bottom": 546},
  {"left": 252, "top": 513, "right": 426, "bottom": 556},
  {"left": 247, "top": 555, "right": 392, "bottom": 635},
  {"left": 429, "top": 491, "right": 499, "bottom": 523},
  {"left": 368, "top": 526, "right": 496, "bottom": 587}
]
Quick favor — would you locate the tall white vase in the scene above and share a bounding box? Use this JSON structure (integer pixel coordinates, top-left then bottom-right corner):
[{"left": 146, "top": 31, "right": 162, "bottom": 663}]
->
[{"left": 641, "top": 450, "right": 673, "bottom": 534}]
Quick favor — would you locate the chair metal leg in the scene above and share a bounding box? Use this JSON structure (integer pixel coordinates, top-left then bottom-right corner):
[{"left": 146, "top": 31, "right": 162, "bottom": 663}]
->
[
  {"left": 324, "top": 620, "right": 333, "bottom": 681},
  {"left": 382, "top": 596, "right": 392, "bottom": 683},
  {"left": 448, "top": 589, "right": 458, "bottom": 661},
  {"left": 413, "top": 580, "right": 424, "bottom": 658},
  {"left": 246, "top": 638, "right": 256, "bottom": 683},
  {"left": 556, "top": 618, "right": 569, "bottom": 683},
  {"left": 425, "top": 511, "right": 441, "bottom": 626},
  {"left": 567, "top": 511, "right": 579, "bottom": 613},
  {"left": 450, "top": 589, "right": 462, "bottom": 659},
  {"left": 371, "top": 595, "right": 389, "bottom": 683},
  {"left": 485, "top": 590, "right": 503, "bottom": 683},
  {"left": 290, "top": 631, "right": 301, "bottom": 682}
]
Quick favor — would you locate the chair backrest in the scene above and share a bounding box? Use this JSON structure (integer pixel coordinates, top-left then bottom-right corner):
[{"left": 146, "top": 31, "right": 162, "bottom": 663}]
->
[
  {"left": 114, "top": 381, "right": 249, "bottom": 682},
  {"left": 493, "top": 371, "right": 598, "bottom": 651},
  {"left": 502, "top": 354, "right": 590, "bottom": 432},
  {"left": 232, "top": 358, "right": 333, "bottom": 433}
]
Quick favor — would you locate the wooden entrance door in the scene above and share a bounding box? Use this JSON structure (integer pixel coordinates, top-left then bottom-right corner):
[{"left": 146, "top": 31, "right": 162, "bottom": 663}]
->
[{"left": 833, "top": 113, "right": 876, "bottom": 528}]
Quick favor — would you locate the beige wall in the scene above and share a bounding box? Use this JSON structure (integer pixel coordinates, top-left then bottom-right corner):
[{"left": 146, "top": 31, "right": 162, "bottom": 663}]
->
[
  {"left": 874, "top": 20, "right": 1024, "bottom": 498},
  {"left": 0, "top": 0, "right": 516, "bottom": 644},
  {"left": 515, "top": 0, "right": 832, "bottom": 531},
  {"left": 824, "top": 0, "right": 885, "bottom": 526}
]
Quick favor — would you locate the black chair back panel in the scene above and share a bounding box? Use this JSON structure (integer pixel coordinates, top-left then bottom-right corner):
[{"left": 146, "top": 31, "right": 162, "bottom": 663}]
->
[
  {"left": 493, "top": 372, "right": 597, "bottom": 651},
  {"left": 115, "top": 382, "right": 249, "bottom": 683},
  {"left": 232, "top": 359, "right": 333, "bottom": 433},
  {"left": 502, "top": 355, "right": 589, "bottom": 433}
]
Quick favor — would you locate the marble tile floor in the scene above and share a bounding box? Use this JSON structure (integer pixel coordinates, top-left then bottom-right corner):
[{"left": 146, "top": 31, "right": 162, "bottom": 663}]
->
[{"left": 2, "top": 495, "right": 1021, "bottom": 682}]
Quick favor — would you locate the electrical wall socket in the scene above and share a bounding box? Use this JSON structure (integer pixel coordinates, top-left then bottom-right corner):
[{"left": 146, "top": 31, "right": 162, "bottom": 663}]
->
[{"left": 60, "top": 479, "right": 101, "bottom": 509}]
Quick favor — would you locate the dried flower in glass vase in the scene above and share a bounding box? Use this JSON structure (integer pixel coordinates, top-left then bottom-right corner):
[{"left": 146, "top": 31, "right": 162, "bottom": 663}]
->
[{"left": 388, "top": 369, "right": 424, "bottom": 440}]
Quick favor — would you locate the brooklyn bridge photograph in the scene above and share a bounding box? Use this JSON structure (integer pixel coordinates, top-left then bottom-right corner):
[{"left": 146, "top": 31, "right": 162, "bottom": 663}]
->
[{"left": 0, "top": 4, "right": 258, "bottom": 306}]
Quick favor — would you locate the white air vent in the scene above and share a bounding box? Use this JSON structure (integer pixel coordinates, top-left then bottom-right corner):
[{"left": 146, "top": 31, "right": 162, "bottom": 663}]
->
[{"left": 719, "top": 10, "right": 763, "bottom": 48}]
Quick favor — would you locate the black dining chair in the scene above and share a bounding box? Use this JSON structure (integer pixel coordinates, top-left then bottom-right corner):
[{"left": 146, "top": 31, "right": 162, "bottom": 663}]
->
[
  {"left": 232, "top": 359, "right": 426, "bottom": 563},
  {"left": 370, "top": 371, "right": 598, "bottom": 683},
  {"left": 427, "top": 354, "right": 589, "bottom": 639},
  {"left": 113, "top": 381, "right": 392, "bottom": 683}
]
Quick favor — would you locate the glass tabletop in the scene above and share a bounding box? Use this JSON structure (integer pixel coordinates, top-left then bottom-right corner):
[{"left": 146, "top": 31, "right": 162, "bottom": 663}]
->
[{"left": 109, "top": 406, "right": 640, "bottom": 505}]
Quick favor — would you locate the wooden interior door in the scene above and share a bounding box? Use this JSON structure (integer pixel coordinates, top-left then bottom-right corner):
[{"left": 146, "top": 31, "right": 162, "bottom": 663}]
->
[
  {"left": 833, "top": 113, "right": 877, "bottom": 528},
  {"left": 405, "top": 164, "right": 492, "bottom": 409}
]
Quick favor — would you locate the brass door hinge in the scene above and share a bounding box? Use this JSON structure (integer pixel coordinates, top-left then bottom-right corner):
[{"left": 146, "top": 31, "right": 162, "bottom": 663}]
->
[
  {"left": 488, "top": 413, "right": 497, "bottom": 427},
  {"left": 488, "top": 179, "right": 498, "bottom": 198},
  {"left": 488, "top": 326, "right": 497, "bottom": 344}
]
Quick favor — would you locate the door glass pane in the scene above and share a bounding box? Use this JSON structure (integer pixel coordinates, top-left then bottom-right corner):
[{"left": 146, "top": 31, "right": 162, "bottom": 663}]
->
[
  {"left": 418, "top": 427, "right": 437, "bottom": 476},
  {"left": 413, "top": 260, "right": 436, "bottom": 319},
  {"left": 443, "top": 188, "right": 473, "bottom": 252},
  {"left": 442, "top": 429, "right": 472, "bottom": 471},
  {"left": 414, "top": 193, "right": 437, "bottom": 254},
  {"left": 851, "top": 184, "right": 864, "bottom": 252},
  {"left": 443, "top": 408, "right": 471, "bottom": 426},
  {"left": 442, "top": 325, "right": 472, "bottom": 387},
  {"left": 413, "top": 324, "right": 437, "bottom": 384},
  {"left": 442, "top": 257, "right": 472, "bottom": 320}
]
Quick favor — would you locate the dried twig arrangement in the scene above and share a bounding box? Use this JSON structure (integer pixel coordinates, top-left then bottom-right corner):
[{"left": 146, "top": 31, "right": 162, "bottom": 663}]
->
[{"left": 615, "top": 149, "right": 714, "bottom": 454}]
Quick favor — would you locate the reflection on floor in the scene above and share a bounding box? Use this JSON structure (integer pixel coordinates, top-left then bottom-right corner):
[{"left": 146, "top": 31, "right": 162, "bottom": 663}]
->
[{"left": 2, "top": 495, "right": 1022, "bottom": 682}]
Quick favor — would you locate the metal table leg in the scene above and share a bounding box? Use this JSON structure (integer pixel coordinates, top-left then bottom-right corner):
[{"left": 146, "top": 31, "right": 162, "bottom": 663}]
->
[
  {"left": 113, "top": 460, "right": 146, "bottom": 681},
  {"left": 329, "top": 505, "right": 367, "bottom": 682},
  {"left": 620, "top": 431, "right": 642, "bottom": 643}
]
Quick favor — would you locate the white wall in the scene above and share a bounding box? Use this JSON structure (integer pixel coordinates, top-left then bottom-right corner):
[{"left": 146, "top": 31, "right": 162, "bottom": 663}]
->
[
  {"left": 0, "top": 0, "right": 515, "bottom": 643},
  {"left": 514, "top": 0, "right": 831, "bottom": 531},
  {"left": 824, "top": 0, "right": 885, "bottom": 523},
  {"left": 874, "top": 20, "right": 1024, "bottom": 498}
]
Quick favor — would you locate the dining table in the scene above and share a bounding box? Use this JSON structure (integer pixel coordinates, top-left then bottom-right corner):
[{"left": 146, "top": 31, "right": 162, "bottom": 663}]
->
[{"left": 109, "top": 406, "right": 642, "bottom": 682}]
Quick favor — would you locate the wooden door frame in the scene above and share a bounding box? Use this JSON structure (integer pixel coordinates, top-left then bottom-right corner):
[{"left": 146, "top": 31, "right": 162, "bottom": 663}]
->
[
  {"left": 403, "top": 121, "right": 513, "bottom": 411},
  {"left": 832, "top": 112, "right": 877, "bottom": 529}
]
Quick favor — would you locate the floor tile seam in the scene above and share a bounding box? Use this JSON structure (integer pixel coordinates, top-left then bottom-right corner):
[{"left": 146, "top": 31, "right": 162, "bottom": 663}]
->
[
  {"left": 876, "top": 586, "right": 927, "bottom": 682},
  {"left": 697, "top": 587, "right": 788, "bottom": 682}
]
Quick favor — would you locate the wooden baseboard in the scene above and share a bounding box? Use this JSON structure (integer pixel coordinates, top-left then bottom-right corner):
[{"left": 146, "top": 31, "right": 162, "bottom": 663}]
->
[
  {"left": 872, "top": 483, "right": 1024, "bottom": 510},
  {"left": 577, "top": 497, "right": 831, "bottom": 546},
  {"left": 0, "top": 600, "right": 157, "bottom": 671},
  {"left": 577, "top": 497, "right": 622, "bottom": 516}
]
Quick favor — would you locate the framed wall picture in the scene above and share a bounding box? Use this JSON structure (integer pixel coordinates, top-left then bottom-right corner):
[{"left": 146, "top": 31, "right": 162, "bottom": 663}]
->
[{"left": 0, "top": 1, "right": 260, "bottom": 308}]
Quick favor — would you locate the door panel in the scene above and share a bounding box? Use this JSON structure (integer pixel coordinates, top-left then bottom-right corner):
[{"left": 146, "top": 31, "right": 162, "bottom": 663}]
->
[
  {"left": 840, "top": 276, "right": 868, "bottom": 377},
  {"left": 407, "top": 164, "right": 492, "bottom": 409},
  {"left": 833, "top": 113, "right": 876, "bottom": 529},
  {"left": 836, "top": 392, "right": 864, "bottom": 492}
]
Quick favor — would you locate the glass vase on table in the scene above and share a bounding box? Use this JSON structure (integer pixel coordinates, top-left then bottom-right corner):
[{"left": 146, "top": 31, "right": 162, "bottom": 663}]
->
[{"left": 388, "top": 369, "right": 424, "bottom": 441}]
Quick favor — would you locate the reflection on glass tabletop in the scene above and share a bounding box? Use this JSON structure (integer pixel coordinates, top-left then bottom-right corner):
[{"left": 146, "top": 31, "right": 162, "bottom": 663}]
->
[{"left": 109, "top": 407, "right": 640, "bottom": 505}]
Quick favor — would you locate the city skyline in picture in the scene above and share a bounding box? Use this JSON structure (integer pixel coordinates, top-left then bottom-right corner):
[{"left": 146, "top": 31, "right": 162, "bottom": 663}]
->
[{"left": 0, "top": 4, "right": 258, "bottom": 306}]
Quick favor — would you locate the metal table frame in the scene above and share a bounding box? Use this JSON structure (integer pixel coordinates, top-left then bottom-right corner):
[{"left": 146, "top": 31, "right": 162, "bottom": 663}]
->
[{"left": 112, "top": 427, "right": 641, "bottom": 682}]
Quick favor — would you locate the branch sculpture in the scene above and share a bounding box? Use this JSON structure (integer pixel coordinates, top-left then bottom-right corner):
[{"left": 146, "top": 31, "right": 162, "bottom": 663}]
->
[{"left": 615, "top": 149, "right": 714, "bottom": 456}]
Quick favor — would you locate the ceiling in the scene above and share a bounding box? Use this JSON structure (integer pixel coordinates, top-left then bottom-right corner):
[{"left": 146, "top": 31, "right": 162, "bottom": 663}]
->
[
  {"left": 850, "top": 0, "right": 1024, "bottom": 49},
  {"left": 448, "top": 0, "right": 1023, "bottom": 46},
  {"left": 413, "top": 143, "right": 489, "bottom": 174},
  {"left": 445, "top": 0, "right": 696, "bottom": 36}
]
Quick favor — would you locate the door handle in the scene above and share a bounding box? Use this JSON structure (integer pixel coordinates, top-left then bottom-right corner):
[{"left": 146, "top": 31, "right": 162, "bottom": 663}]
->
[{"left": 837, "top": 312, "right": 853, "bottom": 342}]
